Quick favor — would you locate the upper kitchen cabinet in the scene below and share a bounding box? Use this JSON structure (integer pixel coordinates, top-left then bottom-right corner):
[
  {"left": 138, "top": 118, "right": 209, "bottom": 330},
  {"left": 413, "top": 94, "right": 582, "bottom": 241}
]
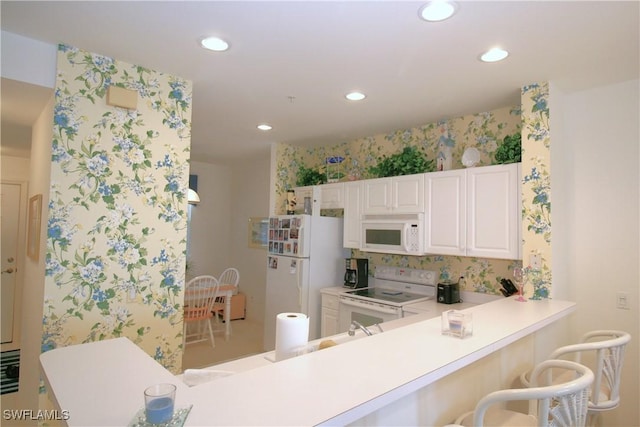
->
[
  {"left": 425, "top": 169, "right": 466, "bottom": 256},
  {"left": 320, "top": 183, "right": 344, "bottom": 209},
  {"left": 362, "top": 174, "right": 425, "bottom": 214},
  {"left": 425, "top": 163, "right": 521, "bottom": 260},
  {"left": 343, "top": 181, "right": 363, "bottom": 248},
  {"left": 293, "top": 183, "right": 344, "bottom": 214},
  {"left": 466, "top": 163, "right": 520, "bottom": 259},
  {"left": 293, "top": 185, "right": 321, "bottom": 215}
]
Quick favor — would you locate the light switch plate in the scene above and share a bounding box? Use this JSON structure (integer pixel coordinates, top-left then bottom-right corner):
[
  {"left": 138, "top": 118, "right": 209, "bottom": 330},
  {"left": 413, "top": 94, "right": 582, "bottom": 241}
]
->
[
  {"left": 530, "top": 253, "right": 541, "bottom": 270},
  {"left": 616, "top": 292, "right": 630, "bottom": 310}
]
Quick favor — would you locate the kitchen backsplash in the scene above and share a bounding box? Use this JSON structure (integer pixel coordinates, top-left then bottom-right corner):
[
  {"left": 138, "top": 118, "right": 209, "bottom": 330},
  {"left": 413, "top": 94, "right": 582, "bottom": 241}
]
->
[{"left": 351, "top": 250, "right": 517, "bottom": 296}]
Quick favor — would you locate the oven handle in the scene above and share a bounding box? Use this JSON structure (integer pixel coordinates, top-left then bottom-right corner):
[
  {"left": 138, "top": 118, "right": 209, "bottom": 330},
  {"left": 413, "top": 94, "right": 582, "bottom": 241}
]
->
[{"left": 339, "top": 298, "right": 400, "bottom": 315}]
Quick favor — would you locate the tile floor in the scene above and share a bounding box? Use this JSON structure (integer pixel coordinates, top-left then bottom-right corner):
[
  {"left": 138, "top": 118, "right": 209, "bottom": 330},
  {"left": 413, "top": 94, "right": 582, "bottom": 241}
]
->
[{"left": 181, "top": 319, "right": 264, "bottom": 370}]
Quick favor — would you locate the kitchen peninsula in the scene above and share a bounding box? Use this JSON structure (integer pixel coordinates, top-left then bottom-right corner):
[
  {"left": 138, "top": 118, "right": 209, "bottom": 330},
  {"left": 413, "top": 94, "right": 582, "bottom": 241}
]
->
[{"left": 40, "top": 297, "right": 575, "bottom": 426}]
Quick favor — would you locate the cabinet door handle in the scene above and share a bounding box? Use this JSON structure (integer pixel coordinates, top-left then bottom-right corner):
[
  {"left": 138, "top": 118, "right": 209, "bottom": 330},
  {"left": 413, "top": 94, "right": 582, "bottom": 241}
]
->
[{"left": 2, "top": 268, "right": 15, "bottom": 274}]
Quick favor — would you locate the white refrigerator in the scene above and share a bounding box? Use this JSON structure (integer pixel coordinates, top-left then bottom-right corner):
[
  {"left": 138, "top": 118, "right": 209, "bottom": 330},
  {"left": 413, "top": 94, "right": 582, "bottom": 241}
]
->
[{"left": 264, "top": 214, "right": 349, "bottom": 351}]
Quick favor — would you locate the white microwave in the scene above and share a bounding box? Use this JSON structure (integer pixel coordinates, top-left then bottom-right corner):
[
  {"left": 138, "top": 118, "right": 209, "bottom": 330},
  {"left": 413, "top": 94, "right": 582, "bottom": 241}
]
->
[{"left": 360, "top": 213, "right": 426, "bottom": 255}]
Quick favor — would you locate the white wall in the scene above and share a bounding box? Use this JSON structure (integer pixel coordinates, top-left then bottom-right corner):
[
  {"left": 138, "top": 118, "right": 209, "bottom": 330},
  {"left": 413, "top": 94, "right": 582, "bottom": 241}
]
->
[
  {"left": 188, "top": 161, "right": 233, "bottom": 278},
  {"left": 229, "top": 150, "right": 270, "bottom": 323},
  {"left": 18, "top": 94, "right": 54, "bottom": 423},
  {"left": 0, "top": 31, "right": 56, "bottom": 88},
  {"left": 189, "top": 153, "right": 270, "bottom": 325},
  {"left": 554, "top": 78, "right": 639, "bottom": 426}
]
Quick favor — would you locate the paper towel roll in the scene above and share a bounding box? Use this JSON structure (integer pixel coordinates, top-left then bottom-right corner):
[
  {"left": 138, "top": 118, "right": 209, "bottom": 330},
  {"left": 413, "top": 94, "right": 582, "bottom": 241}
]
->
[{"left": 275, "top": 312, "right": 309, "bottom": 362}]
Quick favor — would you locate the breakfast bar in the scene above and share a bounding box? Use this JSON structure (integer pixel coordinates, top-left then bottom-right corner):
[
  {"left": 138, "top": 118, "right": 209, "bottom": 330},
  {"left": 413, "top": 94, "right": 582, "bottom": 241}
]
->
[{"left": 40, "top": 297, "right": 575, "bottom": 426}]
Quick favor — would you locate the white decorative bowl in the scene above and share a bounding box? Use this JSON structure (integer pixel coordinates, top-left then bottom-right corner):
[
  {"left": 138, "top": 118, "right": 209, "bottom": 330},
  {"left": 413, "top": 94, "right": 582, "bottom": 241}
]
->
[{"left": 462, "top": 147, "right": 480, "bottom": 167}]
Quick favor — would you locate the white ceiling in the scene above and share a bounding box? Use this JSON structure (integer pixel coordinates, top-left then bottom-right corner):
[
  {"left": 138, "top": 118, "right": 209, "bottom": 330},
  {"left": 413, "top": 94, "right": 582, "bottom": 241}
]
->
[{"left": 1, "top": 1, "right": 638, "bottom": 163}]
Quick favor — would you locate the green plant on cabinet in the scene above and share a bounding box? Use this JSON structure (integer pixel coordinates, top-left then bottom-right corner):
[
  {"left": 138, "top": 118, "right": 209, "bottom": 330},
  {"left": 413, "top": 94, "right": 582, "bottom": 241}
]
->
[
  {"left": 494, "top": 133, "right": 521, "bottom": 164},
  {"left": 367, "top": 146, "right": 435, "bottom": 178},
  {"left": 296, "top": 165, "right": 328, "bottom": 187}
]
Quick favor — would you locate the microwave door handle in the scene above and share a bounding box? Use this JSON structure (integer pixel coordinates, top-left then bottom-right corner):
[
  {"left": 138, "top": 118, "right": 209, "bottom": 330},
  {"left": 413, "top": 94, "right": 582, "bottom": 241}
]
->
[
  {"left": 340, "top": 298, "right": 399, "bottom": 315},
  {"left": 403, "top": 222, "right": 411, "bottom": 252}
]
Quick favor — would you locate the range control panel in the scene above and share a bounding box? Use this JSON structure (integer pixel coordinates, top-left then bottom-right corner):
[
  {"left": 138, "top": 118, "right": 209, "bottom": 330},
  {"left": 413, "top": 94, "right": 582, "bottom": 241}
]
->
[{"left": 374, "top": 266, "right": 437, "bottom": 286}]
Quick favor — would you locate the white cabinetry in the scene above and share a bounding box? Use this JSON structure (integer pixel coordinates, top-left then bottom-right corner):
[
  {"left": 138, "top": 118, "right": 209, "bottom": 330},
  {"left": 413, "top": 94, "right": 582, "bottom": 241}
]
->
[
  {"left": 320, "top": 290, "right": 341, "bottom": 338},
  {"left": 343, "top": 181, "right": 362, "bottom": 248},
  {"left": 425, "top": 170, "right": 466, "bottom": 256},
  {"left": 466, "top": 163, "right": 520, "bottom": 259},
  {"left": 293, "top": 186, "right": 321, "bottom": 215},
  {"left": 293, "top": 184, "right": 344, "bottom": 214},
  {"left": 425, "top": 163, "right": 521, "bottom": 260},
  {"left": 363, "top": 174, "right": 424, "bottom": 214},
  {"left": 320, "top": 183, "right": 344, "bottom": 209}
]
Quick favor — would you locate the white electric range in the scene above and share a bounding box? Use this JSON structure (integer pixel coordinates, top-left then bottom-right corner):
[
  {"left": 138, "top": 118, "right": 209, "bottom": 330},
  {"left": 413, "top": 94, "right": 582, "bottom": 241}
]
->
[{"left": 338, "top": 266, "right": 437, "bottom": 332}]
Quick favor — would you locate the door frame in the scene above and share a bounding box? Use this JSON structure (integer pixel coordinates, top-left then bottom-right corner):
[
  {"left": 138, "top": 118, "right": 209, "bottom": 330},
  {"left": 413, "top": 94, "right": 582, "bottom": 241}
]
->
[{"left": 1, "top": 180, "right": 28, "bottom": 352}]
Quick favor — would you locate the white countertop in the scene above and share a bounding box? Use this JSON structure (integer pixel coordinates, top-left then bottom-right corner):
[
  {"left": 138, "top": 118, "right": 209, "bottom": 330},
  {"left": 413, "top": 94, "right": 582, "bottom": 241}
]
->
[{"left": 40, "top": 297, "right": 575, "bottom": 426}]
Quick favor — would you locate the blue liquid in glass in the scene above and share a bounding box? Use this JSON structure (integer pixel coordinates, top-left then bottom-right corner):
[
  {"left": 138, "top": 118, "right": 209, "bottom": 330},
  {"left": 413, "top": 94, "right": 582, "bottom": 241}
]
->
[{"left": 145, "top": 397, "right": 174, "bottom": 424}]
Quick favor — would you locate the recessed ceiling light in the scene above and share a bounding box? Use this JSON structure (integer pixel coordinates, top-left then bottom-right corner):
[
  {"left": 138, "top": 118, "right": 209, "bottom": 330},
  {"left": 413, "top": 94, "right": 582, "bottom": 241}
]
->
[
  {"left": 480, "top": 47, "right": 509, "bottom": 63},
  {"left": 200, "top": 36, "right": 229, "bottom": 52},
  {"left": 345, "top": 91, "right": 366, "bottom": 101},
  {"left": 418, "top": 1, "right": 457, "bottom": 22},
  {"left": 257, "top": 124, "right": 273, "bottom": 131}
]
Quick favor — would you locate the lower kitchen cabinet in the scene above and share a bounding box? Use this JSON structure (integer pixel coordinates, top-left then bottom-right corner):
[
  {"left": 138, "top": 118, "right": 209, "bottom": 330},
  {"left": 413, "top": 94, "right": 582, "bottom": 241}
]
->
[{"left": 320, "top": 290, "right": 341, "bottom": 337}]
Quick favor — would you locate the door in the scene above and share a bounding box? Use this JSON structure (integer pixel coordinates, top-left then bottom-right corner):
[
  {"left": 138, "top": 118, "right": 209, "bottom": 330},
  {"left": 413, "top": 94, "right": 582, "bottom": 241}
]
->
[
  {"left": 466, "top": 163, "right": 519, "bottom": 259},
  {"left": 392, "top": 173, "right": 425, "bottom": 213},
  {"left": 362, "top": 177, "right": 392, "bottom": 213},
  {"left": 343, "top": 181, "right": 362, "bottom": 248},
  {"left": 338, "top": 297, "right": 402, "bottom": 333},
  {"left": 1, "top": 182, "right": 24, "bottom": 345},
  {"left": 263, "top": 256, "right": 309, "bottom": 351},
  {"left": 425, "top": 170, "right": 466, "bottom": 255}
]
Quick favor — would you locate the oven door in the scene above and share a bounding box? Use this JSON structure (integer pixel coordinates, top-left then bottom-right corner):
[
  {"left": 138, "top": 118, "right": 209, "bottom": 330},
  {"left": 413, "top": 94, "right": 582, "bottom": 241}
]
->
[{"left": 338, "top": 296, "right": 403, "bottom": 333}]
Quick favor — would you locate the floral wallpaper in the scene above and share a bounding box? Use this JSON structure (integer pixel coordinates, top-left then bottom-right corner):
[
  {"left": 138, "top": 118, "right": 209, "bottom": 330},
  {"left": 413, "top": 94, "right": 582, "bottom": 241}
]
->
[
  {"left": 42, "top": 44, "right": 192, "bottom": 374},
  {"left": 521, "top": 82, "right": 551, "bottom": 299},
  {"left": 274, "top": 106, "right": 523, "bottom": 295}
]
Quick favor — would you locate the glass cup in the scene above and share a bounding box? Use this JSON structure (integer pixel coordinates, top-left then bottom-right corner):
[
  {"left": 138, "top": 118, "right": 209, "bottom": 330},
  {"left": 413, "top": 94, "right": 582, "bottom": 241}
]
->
[
  {"left": 144, "top": 383, "right": 176, "bottom": 424},
  {"left": 441, "top": 310, "right": 473, "bottom": 338}
]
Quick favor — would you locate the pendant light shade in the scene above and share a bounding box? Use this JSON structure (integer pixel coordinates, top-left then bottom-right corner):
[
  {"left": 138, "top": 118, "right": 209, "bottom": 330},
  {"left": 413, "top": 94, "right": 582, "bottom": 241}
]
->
[{"left": 188, "top": 188, "right": 200, "bottom": 205}]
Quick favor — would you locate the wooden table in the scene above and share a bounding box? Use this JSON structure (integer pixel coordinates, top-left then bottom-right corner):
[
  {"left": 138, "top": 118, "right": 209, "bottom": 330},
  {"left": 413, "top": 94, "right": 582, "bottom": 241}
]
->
[{"left": 218, "top": 284, "right": 235, "bottom": 340}]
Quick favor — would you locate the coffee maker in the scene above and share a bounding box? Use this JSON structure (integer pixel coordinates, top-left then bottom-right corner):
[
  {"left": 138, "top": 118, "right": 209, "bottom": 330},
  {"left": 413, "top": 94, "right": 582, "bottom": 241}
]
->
[{"left": 344, "top": 258, "right": 368, "bottom": 289}]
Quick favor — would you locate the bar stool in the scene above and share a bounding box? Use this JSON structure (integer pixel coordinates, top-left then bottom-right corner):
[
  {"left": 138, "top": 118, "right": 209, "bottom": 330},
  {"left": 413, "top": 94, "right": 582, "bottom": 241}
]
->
[
  {"left": 519, "top": 330, "right": 631, "bottom": 425},
  {"left": 453, "top": 359, "right": 594, "bottom": 426}
]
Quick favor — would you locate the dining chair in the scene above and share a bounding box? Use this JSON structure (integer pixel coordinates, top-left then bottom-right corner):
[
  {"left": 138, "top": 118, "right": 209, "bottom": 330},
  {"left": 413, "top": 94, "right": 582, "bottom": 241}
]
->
[
  {"left": 213, "top": 268, "right": 240, "bottom": 324},
  {"left": 453, "top": 359, "right": 594, "bottom": 427},
  {"left": 183, "top": 275, "right": 220, "bottom": 348},
  {"left": 519, "top": 330, "right": 631, "bottom": 425}
]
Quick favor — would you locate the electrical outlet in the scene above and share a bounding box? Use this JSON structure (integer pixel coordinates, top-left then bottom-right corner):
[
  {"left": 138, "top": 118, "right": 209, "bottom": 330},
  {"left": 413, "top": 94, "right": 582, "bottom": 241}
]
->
[
  {"left": 616, "top": 292, "right": 630, "bottom": 310},
  {"left": 530, "top": 253, "right": 541, "bottom": 270}
]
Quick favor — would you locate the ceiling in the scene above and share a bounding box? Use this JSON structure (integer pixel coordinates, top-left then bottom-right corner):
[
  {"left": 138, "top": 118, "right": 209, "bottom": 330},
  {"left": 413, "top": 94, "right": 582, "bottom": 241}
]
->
[{"left": 1, "top": 1, "right": 638, "bottom": 163}]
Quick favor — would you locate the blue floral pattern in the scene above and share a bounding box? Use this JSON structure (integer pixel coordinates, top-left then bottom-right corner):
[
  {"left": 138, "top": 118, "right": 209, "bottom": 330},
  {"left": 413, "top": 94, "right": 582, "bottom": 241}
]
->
[
  {"left": 42, "top": 44, "right": 192, "bottom": 373},
  {"left": 522, "top": 82, "right": 551, "bottom": 299}
]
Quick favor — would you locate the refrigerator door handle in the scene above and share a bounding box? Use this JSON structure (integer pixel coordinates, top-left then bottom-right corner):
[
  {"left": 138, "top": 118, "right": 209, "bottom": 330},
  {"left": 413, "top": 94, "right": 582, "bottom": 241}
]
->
[{"left": 297, "top": 225, "right": 305, "bottom": 256}]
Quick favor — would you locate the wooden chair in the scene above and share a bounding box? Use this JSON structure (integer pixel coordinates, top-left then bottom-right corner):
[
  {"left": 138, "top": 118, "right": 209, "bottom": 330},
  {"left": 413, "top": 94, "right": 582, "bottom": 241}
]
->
[
  {"left": 183, "top": 275, "right": 220, "bottom": 348},
  {"left": 519, "top": 330, "right": 631, "bottom": 425},
  {"left": 213, "top": 268, "right": 240, "bottom": 325},
  {"left": 453, "top": 359, "right": 594, "bottom": 427}
]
